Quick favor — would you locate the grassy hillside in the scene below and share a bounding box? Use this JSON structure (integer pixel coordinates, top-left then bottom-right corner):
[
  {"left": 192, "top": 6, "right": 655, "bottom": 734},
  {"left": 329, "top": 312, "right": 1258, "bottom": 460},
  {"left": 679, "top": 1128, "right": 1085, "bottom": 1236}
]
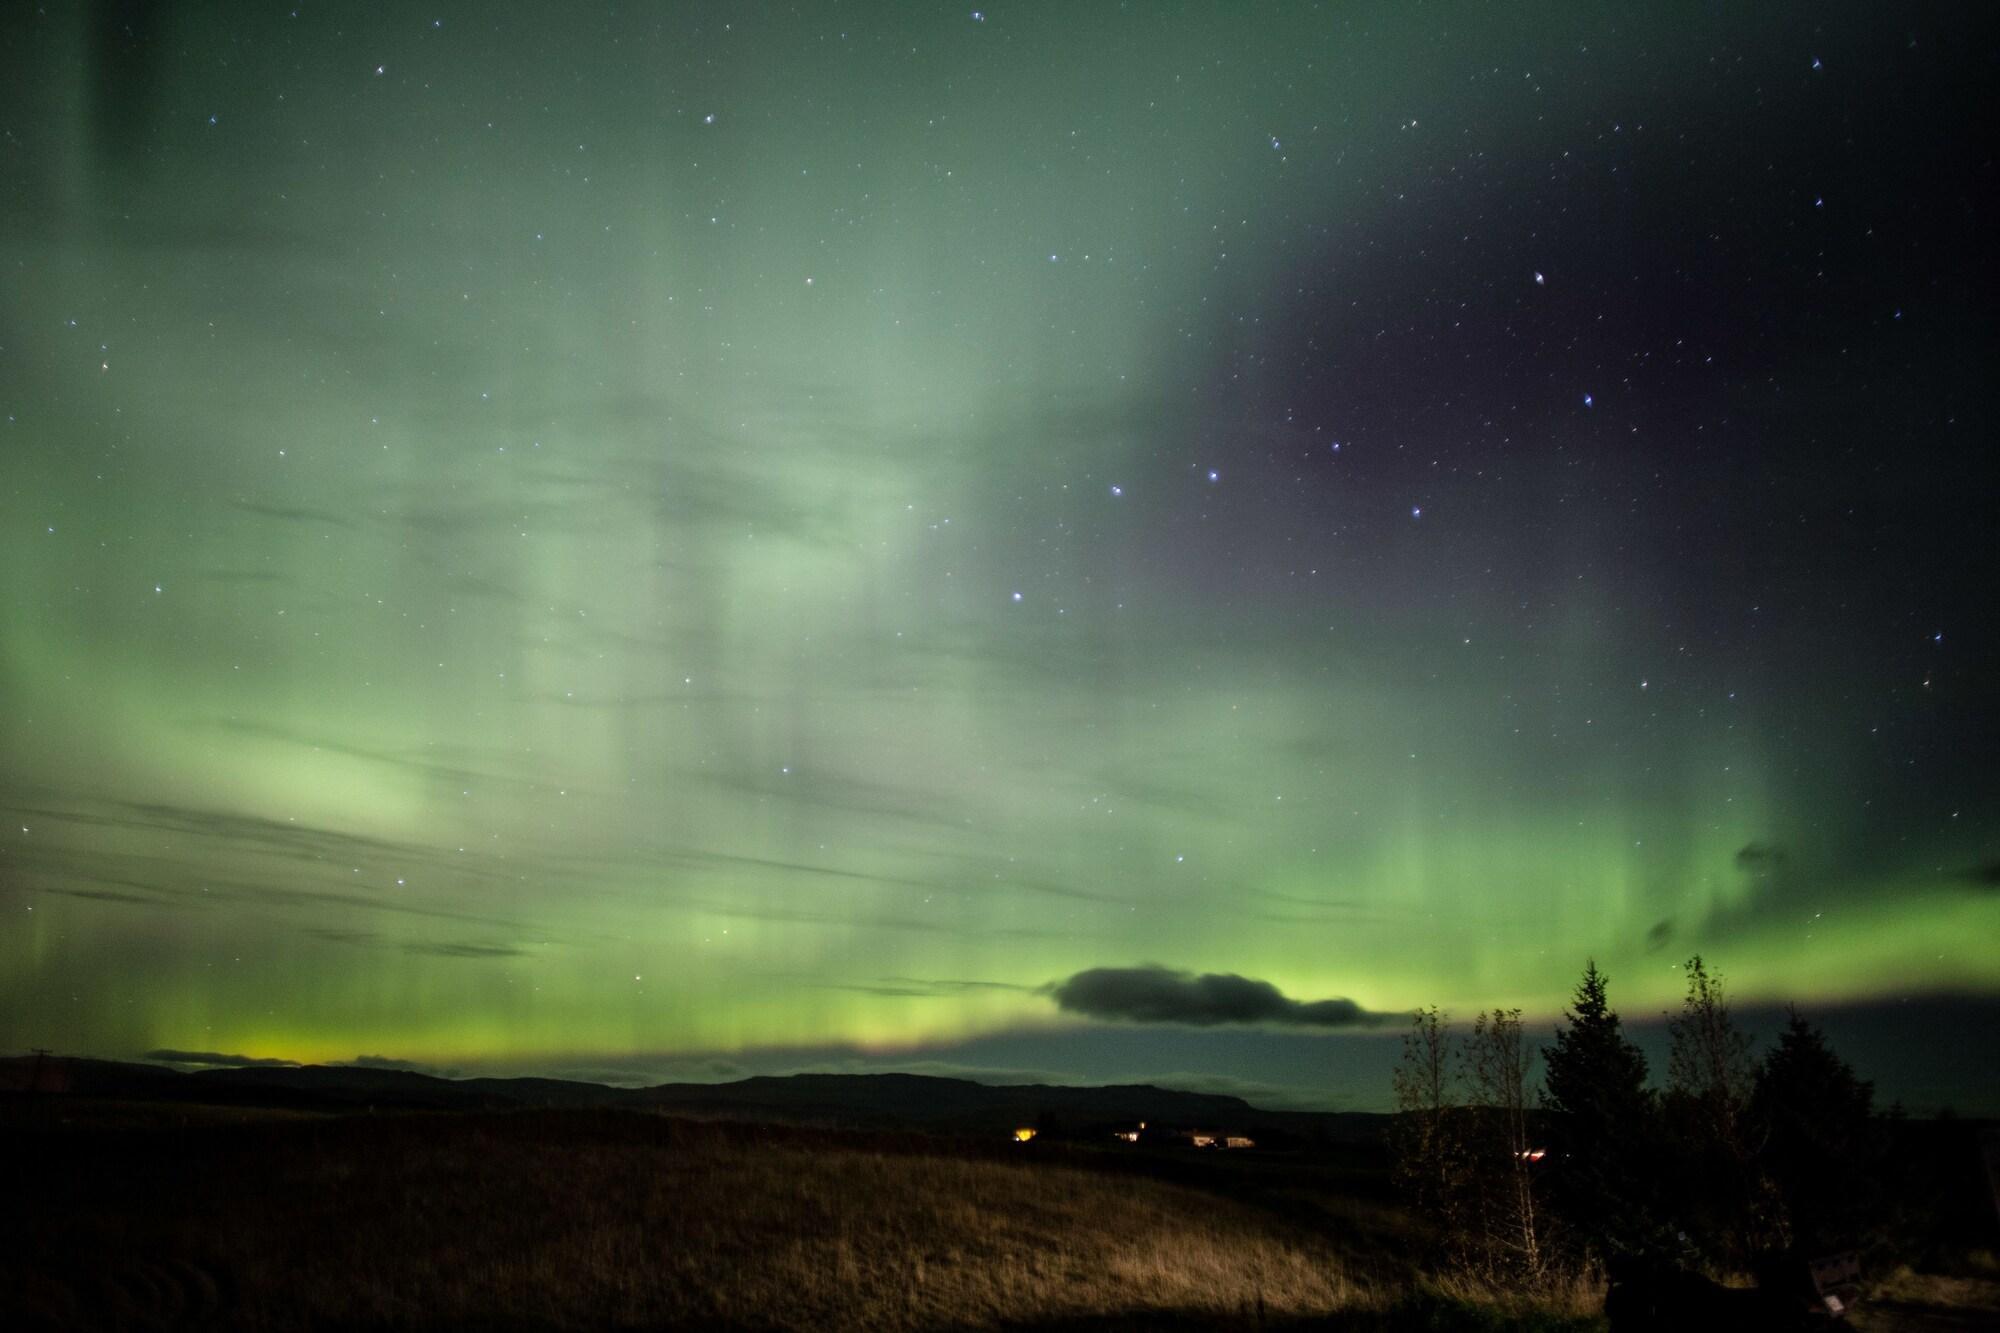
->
[{"left": 3, "top": 1102, "right": 1600, "bottom": 1331}]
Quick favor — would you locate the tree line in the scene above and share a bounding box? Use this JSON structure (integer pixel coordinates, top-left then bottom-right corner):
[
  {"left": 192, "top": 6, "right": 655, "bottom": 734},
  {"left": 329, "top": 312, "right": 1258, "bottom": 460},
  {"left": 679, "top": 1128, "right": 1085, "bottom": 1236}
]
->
[{"left": 1389, "top": 958, "right": 1893, "bottom": 1290}]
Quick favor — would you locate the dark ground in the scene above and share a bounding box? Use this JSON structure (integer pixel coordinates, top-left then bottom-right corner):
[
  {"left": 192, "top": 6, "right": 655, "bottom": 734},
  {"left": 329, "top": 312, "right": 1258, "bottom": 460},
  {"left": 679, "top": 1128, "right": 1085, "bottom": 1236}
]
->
[{"left": 4, "top": 1075, "right": 1993, "bottom": 1331}]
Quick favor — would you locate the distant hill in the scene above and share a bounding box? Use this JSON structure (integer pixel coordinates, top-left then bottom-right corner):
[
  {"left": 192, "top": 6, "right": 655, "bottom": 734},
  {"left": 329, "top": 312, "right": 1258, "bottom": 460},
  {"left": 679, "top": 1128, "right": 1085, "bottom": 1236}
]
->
[
  {"left": 634, "top": 1071, "right": 1308, "bottom": 1135},
  {"left": 0, "top": 1055, "right": 1385, "bottom": 1142}
]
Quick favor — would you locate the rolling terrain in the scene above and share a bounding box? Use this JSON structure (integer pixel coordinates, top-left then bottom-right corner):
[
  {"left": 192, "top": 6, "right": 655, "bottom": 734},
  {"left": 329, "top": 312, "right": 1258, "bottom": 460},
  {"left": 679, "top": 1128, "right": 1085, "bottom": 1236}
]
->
[{"left": 4, "top": 1059, "right": 1994, "bottom": 1330}]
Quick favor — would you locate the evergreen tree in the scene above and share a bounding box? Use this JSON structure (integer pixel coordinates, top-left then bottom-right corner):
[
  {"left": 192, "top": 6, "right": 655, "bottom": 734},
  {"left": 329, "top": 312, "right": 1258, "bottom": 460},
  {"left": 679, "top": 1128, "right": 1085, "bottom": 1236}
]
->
[
  {"left": 1750, "top": 1009, "right": 1883, "bottom": 1254},
  {"left": 1540, "top": 962, "right": 1663, "bottom": 1259}
]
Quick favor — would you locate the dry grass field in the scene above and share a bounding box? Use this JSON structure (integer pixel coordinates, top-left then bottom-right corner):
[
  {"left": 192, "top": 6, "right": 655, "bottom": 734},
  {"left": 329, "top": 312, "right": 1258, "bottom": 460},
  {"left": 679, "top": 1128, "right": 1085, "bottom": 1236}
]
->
[
  {"left": 1847, "top": 1264, "right": 2000, "bottom": 1333},
  {"left": 3, "top": 1103, "right": 1605, "bottom": 1331}
]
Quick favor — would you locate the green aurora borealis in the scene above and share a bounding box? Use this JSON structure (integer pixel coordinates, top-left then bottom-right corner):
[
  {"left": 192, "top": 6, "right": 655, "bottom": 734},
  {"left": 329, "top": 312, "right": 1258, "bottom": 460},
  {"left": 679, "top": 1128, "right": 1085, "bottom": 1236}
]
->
[{"left": 3, "top": 4, "right": 1995, "bottom": 1108}]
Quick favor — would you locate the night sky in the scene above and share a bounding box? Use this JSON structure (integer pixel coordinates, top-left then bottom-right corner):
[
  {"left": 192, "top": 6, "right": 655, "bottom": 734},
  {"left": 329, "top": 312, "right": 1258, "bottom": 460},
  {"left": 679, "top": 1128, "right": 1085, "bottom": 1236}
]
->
[{"left": 3, "top": 4, "right": 1995, "bottom": 1112}]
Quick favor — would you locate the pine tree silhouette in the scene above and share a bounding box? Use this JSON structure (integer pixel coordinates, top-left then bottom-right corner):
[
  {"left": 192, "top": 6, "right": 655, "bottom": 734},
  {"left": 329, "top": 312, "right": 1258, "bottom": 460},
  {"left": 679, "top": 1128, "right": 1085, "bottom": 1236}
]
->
[{"left": 1540, "top": 962, "right": 1663, "bottom": 1258}]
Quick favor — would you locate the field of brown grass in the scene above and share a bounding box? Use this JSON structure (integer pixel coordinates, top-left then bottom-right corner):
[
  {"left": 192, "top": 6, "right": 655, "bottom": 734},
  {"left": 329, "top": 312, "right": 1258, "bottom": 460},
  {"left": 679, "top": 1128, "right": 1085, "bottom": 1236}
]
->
[
  {"left": 1847, "top": 1262, "right": 2000, "bottom": 1333},
  {"left": 3, "top": 1102, "right": 1606, "bottom": 1331}
]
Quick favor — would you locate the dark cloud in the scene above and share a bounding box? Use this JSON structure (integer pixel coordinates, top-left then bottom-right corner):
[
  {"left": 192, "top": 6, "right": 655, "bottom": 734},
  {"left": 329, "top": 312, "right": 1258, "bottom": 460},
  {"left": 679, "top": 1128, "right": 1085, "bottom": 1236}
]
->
[
  {"left": 44, "top": 885, "right": 169, "bottom": 907},
  {"left": 146, "top": 1049, "right": 299, "bottom": 1068},
  {"left": 439, "top": 571, "right": 530, "bottom": 604},
  {"left": 1963, "top": 862, "right": 2000, "bottom": 889},
  {"left": 682, "top": 766, "right": 996, "bottom": 844},
  {"left": 306, "top": 927, "right": 380, "bottom": 946},
  {"left": 1046, "top": 964, "right": 1381, "bottom": 1029},
  {"left": 193, "top": 568, "right": 292, "bottom": 585},
  {"left": 1735, "top": 843, "right": 1787, "bottom": 871},
  {"left": 1252, "top": 888, "right": 1368, "bottom": 911},
  {"left": 339, "top": 1055, "right": 462, "bottom": 1077},
  {"left": 229, "top": 499, "right": 359, "bottom": 530},
  {"left": 403, "top": 941, "right": 524, "bottom": 959},
  {"left": 660, "top": 837, "right": 1124, "bottom": 910},
  {"left": 670, "top": 895, "right": 1087, "bottom": 942},
  {"left": 2, "top": 794, "right": 549, "bottom": 934},
  {"left": 204, "top": 878, "right": 531, "bottom": 933},
  {"left": 820, "top": 976, "right": 1033, "bottom": 998},
  {"left": 203, "top": 719, "right": 545, "bottom": 793},
  {"left": 1645, "top": 918, "right": 1675, "bottom": 952},
  {"left": 16, "top": 797, "right": 414, "bottom": 863}
]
